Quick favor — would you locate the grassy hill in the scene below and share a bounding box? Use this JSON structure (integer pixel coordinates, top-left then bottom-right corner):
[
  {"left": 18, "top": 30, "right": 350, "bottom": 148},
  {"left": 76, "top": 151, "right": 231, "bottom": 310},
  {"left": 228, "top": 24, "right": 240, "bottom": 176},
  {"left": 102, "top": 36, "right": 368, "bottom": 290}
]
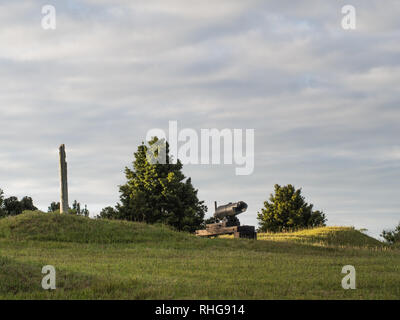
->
[
  {"left": 258, "top": 227, "right": 383, "bottom": 247},
  {"left": 0, "top": 210, "right": 189, "bottom": 244},
  {"left": 0, "top": 211, "right": 399, "bottom": 299},
  {"left": 220, "top": 226, "right": 383, "bottom": 248}
]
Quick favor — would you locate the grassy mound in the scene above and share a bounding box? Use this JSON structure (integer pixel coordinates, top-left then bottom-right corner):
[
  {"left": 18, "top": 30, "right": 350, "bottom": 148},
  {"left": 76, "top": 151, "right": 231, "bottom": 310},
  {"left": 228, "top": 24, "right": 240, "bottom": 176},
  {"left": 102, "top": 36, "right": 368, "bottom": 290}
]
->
[
  {"left": 0, "top": 211, "right": 190, "bottom": 244},
  {"left": 0, "top": 212, "right": 399, "bottom": 299},
  {"left": 257, "top": 226, "right": 383, "bottom": 247}
]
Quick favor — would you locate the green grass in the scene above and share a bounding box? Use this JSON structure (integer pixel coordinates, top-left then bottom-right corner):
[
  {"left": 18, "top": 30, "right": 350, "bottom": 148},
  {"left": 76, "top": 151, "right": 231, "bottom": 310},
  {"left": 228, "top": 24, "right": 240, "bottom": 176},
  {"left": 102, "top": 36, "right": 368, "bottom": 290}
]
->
[
  {"left": 258, "top": 227, "right": 384, "bottom": 247},
  {"left": 0, "top": 211, "right": 399, "bottom": 299},
  {"left": 220, "top": 227, "right": 383, "bottom": 248},
  {"left": 0, "top": 210, "right": 188, "bottom": 244}
]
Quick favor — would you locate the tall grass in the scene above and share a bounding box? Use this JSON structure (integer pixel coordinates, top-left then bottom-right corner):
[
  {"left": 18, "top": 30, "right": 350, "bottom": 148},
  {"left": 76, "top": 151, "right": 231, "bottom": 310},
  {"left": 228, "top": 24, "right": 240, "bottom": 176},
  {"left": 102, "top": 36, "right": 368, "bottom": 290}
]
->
[
  {"left": 0, "top": 211, "right": 399, "bottom": 299},
  {"left": 257, "top": 226, "right": 384, "bottom": 248}
]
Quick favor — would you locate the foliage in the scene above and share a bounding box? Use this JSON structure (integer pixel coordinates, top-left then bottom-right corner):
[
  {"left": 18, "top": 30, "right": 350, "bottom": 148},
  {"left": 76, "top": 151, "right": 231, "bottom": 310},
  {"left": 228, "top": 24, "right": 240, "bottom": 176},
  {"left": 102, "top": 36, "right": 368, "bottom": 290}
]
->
[
  {"left": 48, "top": 202, "right": 60, "bottom": 213},
  {"left": 381, "top": 222, "right": 400, "bottom": 244},
  {"left": 48, "top": 200, "right": 89, "bottom": 216},
  {"left": 204, "top": 216, "right": 217, "bottom": 224},
  {"left": 257, "top": 184, "right": 326, "bottom": 232},
  {"left": 0, "top": 192, "right": 37, "bottom": 218},
  {"left": 97, "top": 206, "right": 118, "bottom": 219},
  {"left": 102, "top": 138, "right": 206, "bottom": 232},
  {"left": 69, "top": 200, "right": 89, "bottom": 217},
  {"left": 0, "top": 189, "right": 4, "bottom": 217}
]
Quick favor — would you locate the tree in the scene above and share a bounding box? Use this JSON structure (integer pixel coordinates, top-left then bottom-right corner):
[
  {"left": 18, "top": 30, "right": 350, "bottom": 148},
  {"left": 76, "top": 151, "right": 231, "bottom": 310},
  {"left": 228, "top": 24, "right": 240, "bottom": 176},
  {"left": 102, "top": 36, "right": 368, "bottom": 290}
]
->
[
  {"left": 97, "top": 206, "right": 118, "bottom": 219},
  {"left": 204, "top": 216, "right": 217, "bottom": 224},
  {"left": 102, "top": 138, "right": 207, "bottom": 232},
  {"left": 381, "top": 223, "right": 400, "bottom": 244},
  {"left": 0, "top": 189, "right": 5, "bottom": 217},
  {"left": 20, "top": 196, "right": 37, "bottom": 211},
  {"left": 3, "top": 196, "right": 21, "bottom": 216},
  {"left": 257, "top": 184, "right": 326, "bottom": 232},
  {"left": 70, "top": 200, "right": 89, "bottom": 217},
  {"left": 69, "top": 200, "right": 82, "bottom": 215},
  {"left": 48, "top": 200, "right": 89, "bottom": 216},
  {"left": 48, "top": 202, "right": 60, "bottom": 212},
  {"left": 1, "top": 195, "right": 37, "bottom": 217}
]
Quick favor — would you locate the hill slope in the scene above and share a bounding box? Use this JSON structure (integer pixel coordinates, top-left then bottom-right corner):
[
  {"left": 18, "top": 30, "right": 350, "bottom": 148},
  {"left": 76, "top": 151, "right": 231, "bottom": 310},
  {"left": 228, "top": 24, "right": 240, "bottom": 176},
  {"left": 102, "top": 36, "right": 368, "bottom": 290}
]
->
[
  {"left": 257, "top": 227, "right": 383, "bottom": 247},
  {"left": 0, "top": 211, "right": 190, "bottom": 244},
  {"left": 0, "top": 212, "right": 399, "bottom": 299}
]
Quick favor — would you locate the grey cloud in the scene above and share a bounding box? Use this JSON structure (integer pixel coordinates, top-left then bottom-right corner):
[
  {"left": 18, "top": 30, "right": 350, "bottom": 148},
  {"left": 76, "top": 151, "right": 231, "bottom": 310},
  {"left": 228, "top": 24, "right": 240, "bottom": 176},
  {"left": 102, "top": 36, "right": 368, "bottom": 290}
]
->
[{"left": 0, "top": 0, "right": 399, "bottom": 238}]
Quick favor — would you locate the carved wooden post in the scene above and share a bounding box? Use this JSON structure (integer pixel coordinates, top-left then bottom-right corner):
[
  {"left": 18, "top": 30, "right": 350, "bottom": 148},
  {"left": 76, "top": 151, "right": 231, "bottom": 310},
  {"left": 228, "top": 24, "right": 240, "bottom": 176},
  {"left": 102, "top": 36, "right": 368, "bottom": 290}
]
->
[{"left": 59, "top": 144, "right": 69, "bottom": 213}]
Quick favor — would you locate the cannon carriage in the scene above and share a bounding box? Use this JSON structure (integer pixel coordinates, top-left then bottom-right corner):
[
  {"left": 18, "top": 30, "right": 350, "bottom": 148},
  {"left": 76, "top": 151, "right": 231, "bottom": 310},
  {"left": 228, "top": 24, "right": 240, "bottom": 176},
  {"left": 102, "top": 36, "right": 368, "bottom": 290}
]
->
[{"left": 195, "top": 201, "right": 257, "bottom": 239}]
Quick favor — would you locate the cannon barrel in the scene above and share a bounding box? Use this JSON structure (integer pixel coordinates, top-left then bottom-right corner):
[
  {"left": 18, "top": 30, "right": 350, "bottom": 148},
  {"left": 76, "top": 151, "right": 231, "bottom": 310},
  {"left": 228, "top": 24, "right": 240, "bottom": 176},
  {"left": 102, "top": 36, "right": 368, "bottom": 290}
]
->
[{"left": 213, "top": 201, "right": 248, "bottom": 220}]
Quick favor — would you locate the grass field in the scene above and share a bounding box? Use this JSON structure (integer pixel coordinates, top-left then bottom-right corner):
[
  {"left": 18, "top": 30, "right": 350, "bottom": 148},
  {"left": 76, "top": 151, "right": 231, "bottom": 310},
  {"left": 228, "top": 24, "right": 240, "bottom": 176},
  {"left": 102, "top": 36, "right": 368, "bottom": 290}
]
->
[{"left": 0, "top": 211, "right": 399, "bottom": 299}]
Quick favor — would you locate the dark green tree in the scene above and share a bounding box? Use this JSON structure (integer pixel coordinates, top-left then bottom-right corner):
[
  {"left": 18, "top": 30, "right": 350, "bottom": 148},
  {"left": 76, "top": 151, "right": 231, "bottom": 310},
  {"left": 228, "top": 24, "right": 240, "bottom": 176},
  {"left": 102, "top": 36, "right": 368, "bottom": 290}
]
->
[
  {"left": 49, "top": 200, "right": 89, "bottom": 216},
  {"left": 103, "top": 138, "right": 207, "bottom": 232},
  {"left": 70, "top": 200, "right": 81, "bottom": 215},
  {"left": 72, "top": 202, "right": 89, "bottom": 217},
  {"left": 80, "top": 204, "right": 89, "bottom": 217},
  {"left": 48, "top": 202, "right": 60, "bottom": 212},
  {"left": 20, "top": 196, "right": 37, "bottom": 211},
  {"left": 204, "top": 216, "right": 217, "bottom": 224},
  {"left": 97, "top": 206, "right": 118, "bottom": 219},
  {"left": 257, "top": 184, "right": 327, "bottom": 232},
  {"left": 381, "top": 223, "right": 400, "bottom": 244},
  {"left": 1, "top": 195, "right": 37, "bottom": 217},
  {"left": 3, "top": 196, "right": 22, "bottom": 215},
  {"left": 0, "top": 189, "right": 5, "bottom": 217}
]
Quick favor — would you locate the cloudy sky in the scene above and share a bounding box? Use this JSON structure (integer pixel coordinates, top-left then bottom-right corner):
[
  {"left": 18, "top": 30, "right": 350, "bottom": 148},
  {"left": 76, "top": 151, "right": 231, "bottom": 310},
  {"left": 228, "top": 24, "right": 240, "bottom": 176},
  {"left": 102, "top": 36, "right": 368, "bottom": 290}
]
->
[{"left": 0, "top": 0, "right": 399, "bottom": 238}]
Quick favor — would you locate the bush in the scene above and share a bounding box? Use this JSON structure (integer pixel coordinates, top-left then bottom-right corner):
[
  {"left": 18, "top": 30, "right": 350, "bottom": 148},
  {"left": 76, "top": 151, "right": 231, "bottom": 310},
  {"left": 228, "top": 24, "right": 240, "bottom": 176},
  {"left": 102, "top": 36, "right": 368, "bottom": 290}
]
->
[
  {"left": 381, "top": 223, "right": 400, "bottom": 244},
  {"left": 0, "top": 189, "right": 5, "bottom": 217},
  {"left": 0, "top": 190, "right": 37, "bottom": 218},
  {"left": 97, "top": 206, "right": 118, "bottom": 219},
  {"left": 48, "top": 200, "right": 89, "bottom": 216}
]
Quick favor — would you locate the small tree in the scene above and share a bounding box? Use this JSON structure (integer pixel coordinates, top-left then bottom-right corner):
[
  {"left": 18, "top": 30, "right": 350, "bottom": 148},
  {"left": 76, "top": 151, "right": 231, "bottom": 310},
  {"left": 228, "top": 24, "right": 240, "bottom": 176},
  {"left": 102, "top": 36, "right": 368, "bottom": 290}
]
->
[
  {"left": 48, "top": 200, "right": 89, "bottom": 216},
  {"left": 48, "top": 202, "right": 60, "bottom": 212},
  {"left": 97, "top": 206, "right": 118, "bottom": 219},
  {"left": 72, "top": 202, "right": 89, "bottom": 217},
  {"left": 20, "top": 196, "right": 37, "bottom": 211},
  {"left": 381, "top": 223, "right": 400, "bottom": 244},
  {"left": 70, "top": 200, "right": 82, "bottom": 215},
  {"left": 1, "top": 195, "right": 37, "bottom": 217},
  {"left": 257, "top": 184, "right": 326, "bottom": 232},
  {"left": 0, "top": 189, "right": 5, "bottom": 217},
  {"left": 3, "top": 196, "right": 22, "bottom": 215}
]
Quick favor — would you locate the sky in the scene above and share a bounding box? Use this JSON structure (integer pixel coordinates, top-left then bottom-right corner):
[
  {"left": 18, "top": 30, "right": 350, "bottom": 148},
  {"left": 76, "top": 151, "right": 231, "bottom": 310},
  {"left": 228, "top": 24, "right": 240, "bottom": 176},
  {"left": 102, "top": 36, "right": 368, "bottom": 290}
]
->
[{"left": 0, "top": 0, "right": 399, "bottom": 239}]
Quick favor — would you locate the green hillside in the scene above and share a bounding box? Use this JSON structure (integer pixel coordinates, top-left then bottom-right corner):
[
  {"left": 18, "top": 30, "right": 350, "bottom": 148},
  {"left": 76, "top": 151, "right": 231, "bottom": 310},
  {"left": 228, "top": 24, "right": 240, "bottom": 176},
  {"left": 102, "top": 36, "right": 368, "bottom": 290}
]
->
[
  {"left": 258, "top": 227, "right": 383, "bottom": 247},
  {"left": 0, "top": 211, "right": 399, "bottom": 299},
  {"left": 0, "top": 211, "right": 189, "bottom": 244}
]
